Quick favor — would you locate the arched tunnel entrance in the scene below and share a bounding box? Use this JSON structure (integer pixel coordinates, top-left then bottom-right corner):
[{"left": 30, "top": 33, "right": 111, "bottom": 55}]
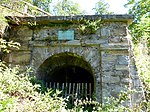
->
[{"left": 37, "top": 52, "right": 95, "bottom": 99}]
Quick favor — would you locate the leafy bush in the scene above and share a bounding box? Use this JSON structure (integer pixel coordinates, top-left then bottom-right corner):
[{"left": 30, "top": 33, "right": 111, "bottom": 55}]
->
[
  {"left": 133, "top": 43, "right": 150, "bottom": 111},
  {"left": 69, "top": 91, "right": 133, "bottom": 112},
  {"left": 0, "top": 38, "right": 20, "bottom": 53},
  {"left": 126, "top": 1, "right": 150, "bottom": 110},
  {"left": 0, "top": 58, "right": 143, "bottom": 112},
  {"left": 0, "top": 62, "right": 66, "bottom": 112}
]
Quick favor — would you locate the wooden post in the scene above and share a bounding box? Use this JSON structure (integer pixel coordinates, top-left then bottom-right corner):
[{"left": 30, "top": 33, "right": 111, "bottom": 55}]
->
[
  {"left": 53, "top": 82, "right": 55, "bottom": 89},
  {"left": 45, "top": 82, "right": 48, "bottom": 88},
  {"left": 62, "top": 83, "right": 65, "bottom": 96},
  {"left": 68, "top": 83, "right": 71, "bottom": 96},
  {"left": 82, "top": 83, "right": 84, "bottom": 97},
  {"left": 85, "top": 83, "right": 87, "bottom": 98},
  {"left": 57, "top": 82, "right": 59, "bottom": 89},
  {"left": 78, "top": 83, "right": 81, "bottom": 98},
  {"left": 89, "top": 83, "right": 91, "bottom": 98},
  {"left": 76, "top": 83, "right": 79, "bottom": 96},
  {"left": 49, "top": 82, "right": 52, "bottom": 88},
  {"left": 72, "top": 83, "right": 75, "bottom": 96}
]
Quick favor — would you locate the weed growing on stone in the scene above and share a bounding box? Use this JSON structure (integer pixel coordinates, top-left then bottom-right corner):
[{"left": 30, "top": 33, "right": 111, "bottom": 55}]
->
[{"left": 78, "top": 19, "right": 102, "bottom": 35}]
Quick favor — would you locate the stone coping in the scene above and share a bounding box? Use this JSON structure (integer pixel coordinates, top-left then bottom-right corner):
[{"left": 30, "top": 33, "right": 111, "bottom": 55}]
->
[{"left": 5, "top": 14, "right": 133, "bottom": 25}]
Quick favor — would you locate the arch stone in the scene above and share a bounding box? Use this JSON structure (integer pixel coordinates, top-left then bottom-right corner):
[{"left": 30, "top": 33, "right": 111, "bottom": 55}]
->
[{"left": 37, "top": 52, "right": 94, "bottom": 75}]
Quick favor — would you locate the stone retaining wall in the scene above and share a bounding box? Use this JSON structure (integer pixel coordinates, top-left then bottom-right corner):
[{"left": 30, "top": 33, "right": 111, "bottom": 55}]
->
[{"left": 4, "top": 15, "right": 145, "bottom": 107}]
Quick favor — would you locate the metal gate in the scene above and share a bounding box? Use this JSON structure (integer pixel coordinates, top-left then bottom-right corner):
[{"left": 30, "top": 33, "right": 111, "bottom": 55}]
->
[{"left": 45, "top": 82, "right": 93, "bottom": 99}]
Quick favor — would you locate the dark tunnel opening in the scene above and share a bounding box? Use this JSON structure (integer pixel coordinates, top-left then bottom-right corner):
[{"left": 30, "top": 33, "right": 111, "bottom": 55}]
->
[
  {"left": 37, "top": 52, "right": 95, "bottom": 99},
  {"left": 46, "top": 65, "right": 93, "bottom": 83}
]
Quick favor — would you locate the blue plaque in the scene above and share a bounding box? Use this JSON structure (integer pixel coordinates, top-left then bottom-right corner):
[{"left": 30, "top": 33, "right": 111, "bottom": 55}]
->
[{"left": 58, "top": 30, "right": 74, "bottom": 40}]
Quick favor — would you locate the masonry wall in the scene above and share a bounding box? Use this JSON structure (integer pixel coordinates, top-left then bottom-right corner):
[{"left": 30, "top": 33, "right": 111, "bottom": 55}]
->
[{"left": 4, "top": 15, "right": 145, "bottom": 106}]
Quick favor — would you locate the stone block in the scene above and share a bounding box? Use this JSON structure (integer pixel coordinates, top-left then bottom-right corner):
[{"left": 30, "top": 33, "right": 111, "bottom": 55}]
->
[
  {"left": 16, "top": 26, "right": 33, "bottom": 41},
  {"left": 109, "top": 37, "right": 128, "bottom": 43},
  {"left": 102, "top": 56, "right": 117, "bottom": 62},
  {"left": 103, "top": 71, "right": 114, "bottom": 76},
  {"left": 130, "top": 75, "right": 140, "bottom": 80},
  {"left": 84, "top": 39, "right": 108, "bottom": 44},
  {"left": 34, "top": 28, "right": 57, "bottom": 41},
  {"left": 114, "top": 70, "right": 129, "bottom": 77},
  {"left": 114, "top": 70, "right": 124, "bottom": 76},
  {"left": 121, "top": 78, "right": 131, "bottom": 85},
  {"left": 115, "top": 65, "right": 129, "bottom": 70},
  {"left": 109, "top": 36, "right": 122, "bottom": 43},
  {"left": 102, "top": 75, "right": 120, "bottom": 84},
  {"left": 131, "top": 91, "right": 145, "bottom": 103},
  {"left": 133, "top": 79, "right": 142, "bottom": 87},
  {"left": 112, "top": 27, "right": 127, "bottom": 36},
  {"left": 117, "top": 55, "right": 129, "bottom": 65},
  {"left": 102, "top": 88, "right": 111, "bottom": 98},
  {"left": 10, "top": 26, "right": 33, "bottom": 42},
  {"left": 66, "top": 40, "right": 80, "bottom": 45},
  {"left": 105, "top": 49, "right": 129, "bottom": 55},
  {"left": 18, "top": 42, "right": 31, "bottom": 51},
  {"left": 102, "top": 63, "right": 115, "bottom": 71},
  {"left": 101, "top": 27, "right": 110, "bottom": 37},
  {"left": 91, "top": 58, "right": 99, "bottom": 68},
  {"left": 110, "top": 85, "right": 128, "bottom": 98},
  {"left": 9, "top": 51, "right": 31, "bottom": 65}
]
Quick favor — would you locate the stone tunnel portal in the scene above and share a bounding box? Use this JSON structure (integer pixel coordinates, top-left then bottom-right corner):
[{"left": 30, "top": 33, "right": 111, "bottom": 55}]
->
[{"left": 37, "top": 52, "right": 95, "bottom": 99}]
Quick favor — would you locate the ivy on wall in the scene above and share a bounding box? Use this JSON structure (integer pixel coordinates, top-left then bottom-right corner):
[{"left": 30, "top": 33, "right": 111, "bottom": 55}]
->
[{"left": 78, "top": 19, "right": 102, "bottom": 35}]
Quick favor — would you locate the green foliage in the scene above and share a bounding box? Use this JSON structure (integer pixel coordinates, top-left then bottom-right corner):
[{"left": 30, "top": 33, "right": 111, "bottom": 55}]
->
[
  {"left": 78, "top": 19, "right": 102, "bottom": 35},
  {"left": 33, "top": 0, "right": 52, "bottom": 12},
  {"left": 70, "top": 91, "right": 132, "bottom": 112},
  {"left": 0, "top": 62, "right": 66, "bottom": 112},
  {"left": 0, "top": 0, "right": 84, "bottom": 16},
  {"left": 52, "top": 0, "right": 85, "bottom": 16},
  {"left": 0, "top": 38, "right": 20, "bottom": 60},
  {"left": 0, "top": 9, "right": 7, "bottom": 33},
  {"left": 126, "top": 1, "right": 150, "bottom": 109},
  {"left": 133, "top": 43, "right": 150, "bottom": 109},
  {"left": 0, "top": 0, "right": 51, "bottom": 16},
  {"left": 126, "top": 0, "right": 150, "bottom": 111},
  {"left": 0, "top": 38, "right": 66, "bottom": 111},
  {"left": 93, "top": 0, "right": 113, "bottom": 15},
  {"left": 0, "top": 38, "right": 20, "bottom": 53},
  {"left": 126, "top": 0, "right": 150, "bottom": 48},
  {"left": 130, "top": 17, "right": 150, "bottom": 51},
  {"left": 125, "top": 0, "right": 150, "bottom": 22},
  {"left": 0, "top": 0, "right": 32, "bottom": 4},
  {"left": 0, "top": 5, "right": 21, "bottom": 34},
  {"left": 0, "top": 1, "right": 149, "bottom": 110}
]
